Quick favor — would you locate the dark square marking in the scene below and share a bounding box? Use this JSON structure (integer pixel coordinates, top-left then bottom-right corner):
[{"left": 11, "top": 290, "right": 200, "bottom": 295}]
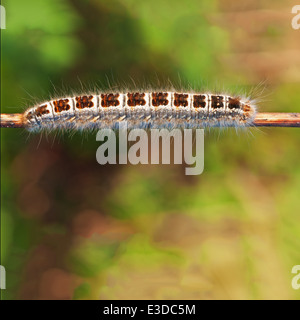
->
[
  {"left": 211, "top": 95, "right": 224, "bottom": 109},
  {"left": 35, "top": 104, "right": 50, "bottom": 117},
  {"left": 75, "top": 95, "right": 94, "bottom": 109},
  {"left": 26, "top": 111, "right": 34, "bottom": 121},
  {"left": 101, "top": 94, "right": 120, "bottom": 107},
  {"left": 174, "top": 93, "right": 188, "bottom": 107},
  {"left": 228, "top": 97, "right": 241, "bottom": 109},
  {"left": 53, "top": 99, "right": 70, "bottom": 113},
  {"left": 127, "top": 93, "right": 146, "bottom": 106},
  {"left": 151, "top": 92, "right": 169, "bottom": 107},
  {"left": 193, "top": 95, "right": 206, "bottom": 108}
]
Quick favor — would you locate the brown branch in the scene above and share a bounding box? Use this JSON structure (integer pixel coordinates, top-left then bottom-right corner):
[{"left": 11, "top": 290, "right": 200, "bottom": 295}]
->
[
  {"left": 253, "top": 112, "right": 300, "bottom": 127},
  {"left": 0, "top": 112, "right": 300, "bottom": 128},
  {"left": 0, "top": 113, "right": 24, "bottom": 128}
]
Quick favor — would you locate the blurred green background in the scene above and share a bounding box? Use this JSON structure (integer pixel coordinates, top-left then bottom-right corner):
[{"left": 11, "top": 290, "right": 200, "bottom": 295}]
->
[{"left": 1, "top": 0, "right": 300, "bottom": 299}]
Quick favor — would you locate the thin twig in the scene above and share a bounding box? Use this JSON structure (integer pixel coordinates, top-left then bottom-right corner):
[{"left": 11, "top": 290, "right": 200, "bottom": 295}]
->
[
  {"left": 0, "top": 113, "right": 24, "bottom": 128},
  {"left": 0, "top": 112, "right": 300, "bottom": 128},
  {"left": 253, "top": 113, "right": 300, "bottom": 127}
]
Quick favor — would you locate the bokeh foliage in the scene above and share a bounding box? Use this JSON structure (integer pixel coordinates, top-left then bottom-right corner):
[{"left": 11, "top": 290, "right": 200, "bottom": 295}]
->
[{"left": 1, "top": 0, "right": 300, "bottom": 299}]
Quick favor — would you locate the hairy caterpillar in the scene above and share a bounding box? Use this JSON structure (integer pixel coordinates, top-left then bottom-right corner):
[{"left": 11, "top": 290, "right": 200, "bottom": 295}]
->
[
  {"left": 17, "top": 91, "right": 257, "bottom": 131},
  {"left": 1, "top": 89, "right": 299, "bottom": 130}
]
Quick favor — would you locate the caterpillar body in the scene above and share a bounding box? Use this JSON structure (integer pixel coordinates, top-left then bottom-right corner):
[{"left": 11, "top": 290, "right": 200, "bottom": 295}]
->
[{"left": 22, "top": 91, "right": 256, "bottom": 131}]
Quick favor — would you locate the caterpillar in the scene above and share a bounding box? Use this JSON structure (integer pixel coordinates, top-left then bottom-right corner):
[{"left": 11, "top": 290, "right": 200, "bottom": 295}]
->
[
  {"left": 1, "top": 91, "right": 299, "bottom": 130},
  {"left": 7, "top": 91, "right": 257, "bottom": 131}
]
